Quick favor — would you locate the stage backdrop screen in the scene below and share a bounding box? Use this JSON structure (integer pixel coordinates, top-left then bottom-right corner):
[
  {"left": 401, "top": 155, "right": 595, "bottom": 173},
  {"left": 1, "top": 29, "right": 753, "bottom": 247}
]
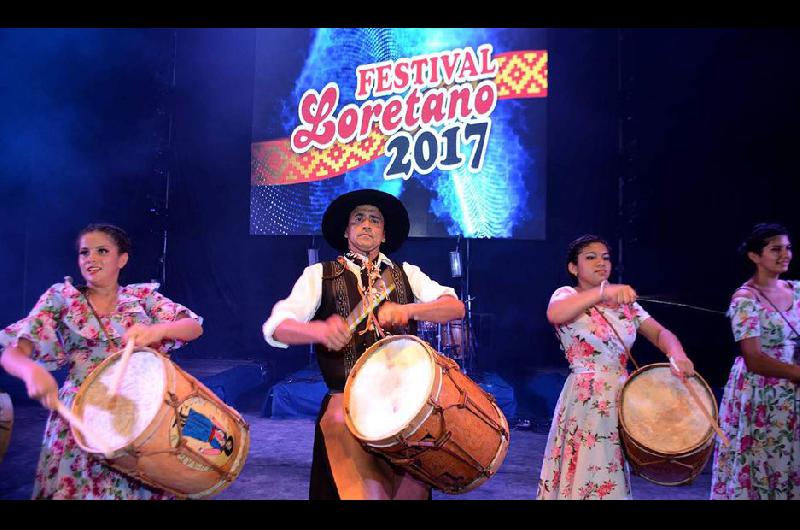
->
[{"left": 251, "top": 28, "right": 547, "bottom": 239}]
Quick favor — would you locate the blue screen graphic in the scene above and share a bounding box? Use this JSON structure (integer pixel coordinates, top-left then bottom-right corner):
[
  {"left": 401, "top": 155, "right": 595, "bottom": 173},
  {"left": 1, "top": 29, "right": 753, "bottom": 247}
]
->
[{"left": 251, "top": 28, "right": 546, "bottom": 240}]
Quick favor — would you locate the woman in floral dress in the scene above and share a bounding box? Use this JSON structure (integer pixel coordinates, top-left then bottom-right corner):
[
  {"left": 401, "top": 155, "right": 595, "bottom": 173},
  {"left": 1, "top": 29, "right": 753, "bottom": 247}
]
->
[
  {"left": 536, "top": 235, "right": 695, "bottom": 500},
  {"left": 0, "top": 224, "right": 203, "bottom": 499},
  {"left": 711, "top": 223, "right": 800, "bottom": 500}
]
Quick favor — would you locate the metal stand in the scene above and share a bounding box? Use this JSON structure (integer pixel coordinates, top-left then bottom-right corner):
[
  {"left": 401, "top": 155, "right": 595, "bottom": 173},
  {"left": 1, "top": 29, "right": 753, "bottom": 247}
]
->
[
  {"left": 463, "top": 238, "right": 478, "bottom": 375},
  {"left": 617, "top": 28, "right": 639, "bottom": 283},
  {"left": 450, "top": 237, "right": 478, "bottom": 375},
  {"left": 151, "top": 30, "right": 179, "bottom": 288}
]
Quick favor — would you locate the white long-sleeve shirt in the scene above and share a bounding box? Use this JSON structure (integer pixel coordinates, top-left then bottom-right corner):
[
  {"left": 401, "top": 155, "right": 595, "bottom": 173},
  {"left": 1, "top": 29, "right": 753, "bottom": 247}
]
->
[{"left": 262, "top": 253, "right": 457, "bottom": 348}]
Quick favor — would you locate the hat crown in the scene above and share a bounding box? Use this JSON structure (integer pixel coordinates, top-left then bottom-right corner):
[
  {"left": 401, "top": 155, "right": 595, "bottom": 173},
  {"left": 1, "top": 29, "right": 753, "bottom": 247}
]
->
[{"left": 321, "top": 188, "right": 410, "bottom": 254}]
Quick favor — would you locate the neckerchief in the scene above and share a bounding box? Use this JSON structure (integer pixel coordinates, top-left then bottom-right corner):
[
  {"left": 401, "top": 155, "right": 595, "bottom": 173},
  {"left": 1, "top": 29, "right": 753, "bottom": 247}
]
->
[{"left": 344, "top": 252, "right": 388, "bottom": 337}]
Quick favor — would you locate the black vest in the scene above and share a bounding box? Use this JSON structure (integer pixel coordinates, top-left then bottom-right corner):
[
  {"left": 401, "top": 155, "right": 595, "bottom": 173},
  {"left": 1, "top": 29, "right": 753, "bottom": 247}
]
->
[{"left": 313, "top": 257, "right": 417, "bottom": 392}]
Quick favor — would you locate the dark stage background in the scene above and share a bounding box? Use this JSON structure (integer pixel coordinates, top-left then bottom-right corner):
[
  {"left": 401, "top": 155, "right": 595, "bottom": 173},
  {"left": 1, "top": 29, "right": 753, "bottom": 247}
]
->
[{"left": 1, "top": 28, "right": 798, "bottom": 419}]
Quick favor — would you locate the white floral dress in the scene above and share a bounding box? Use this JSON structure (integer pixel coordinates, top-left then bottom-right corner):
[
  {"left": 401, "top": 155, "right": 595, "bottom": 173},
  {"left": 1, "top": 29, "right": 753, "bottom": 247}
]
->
[
  {"left": 537, "top": 286, "right": 651, "bottom": 500},
  {"left": 0, "top": 281, "right": 202, "bottom": 500},
  {"left": 710, "top": 280, "right": 800, "bottom": 500}
]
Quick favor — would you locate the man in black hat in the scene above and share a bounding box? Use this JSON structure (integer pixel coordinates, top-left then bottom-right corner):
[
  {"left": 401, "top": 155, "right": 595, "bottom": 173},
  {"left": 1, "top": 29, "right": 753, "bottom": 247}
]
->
[{"left": 262, "top": 188, "right": 464, "bottom": 500}]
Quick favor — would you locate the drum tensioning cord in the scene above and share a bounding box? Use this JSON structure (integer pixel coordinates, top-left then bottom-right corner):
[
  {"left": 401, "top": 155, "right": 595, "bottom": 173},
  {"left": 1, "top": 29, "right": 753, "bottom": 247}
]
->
[
  {"left": 636, "top": 297, "right": 727, "bottom": 316},
  {"left": 550, "top": 296, "right": 726, "bottom": 361}
]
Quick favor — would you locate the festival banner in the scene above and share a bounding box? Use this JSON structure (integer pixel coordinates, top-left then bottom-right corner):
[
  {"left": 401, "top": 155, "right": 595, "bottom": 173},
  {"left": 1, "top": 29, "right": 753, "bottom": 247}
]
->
[{"left": 251, "top": 28, "right": 547, "bottom": 239}]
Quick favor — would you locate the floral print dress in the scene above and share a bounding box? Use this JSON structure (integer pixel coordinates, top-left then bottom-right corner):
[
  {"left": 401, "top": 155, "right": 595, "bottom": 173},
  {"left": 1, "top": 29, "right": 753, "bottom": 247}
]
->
[
  {"left": 0, "top": 281, "right": 202, "bottom": 500},
  {"left": 537, "top": 286, "right": 651, "bottom": 500},
  {"left": 711, "top": 280, "right": 800, "bottom": 500}
]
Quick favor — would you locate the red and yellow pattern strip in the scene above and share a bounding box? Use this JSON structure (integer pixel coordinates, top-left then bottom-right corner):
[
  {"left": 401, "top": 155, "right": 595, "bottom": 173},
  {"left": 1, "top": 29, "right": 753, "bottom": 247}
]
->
[{"left": 494, "top": 50, "right": 548, "bottom": 99}]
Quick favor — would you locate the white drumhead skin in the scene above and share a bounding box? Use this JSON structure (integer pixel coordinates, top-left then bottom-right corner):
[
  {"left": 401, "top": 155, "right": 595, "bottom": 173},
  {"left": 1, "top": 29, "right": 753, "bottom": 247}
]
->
[
  {"left": 622, "top": 366, "right": 713, "bottom": 454},
  {"left": 348, "top": 338, "right": 434, "bottom": 441},
  {"left": 80, "top": 350, "right": 165, "bottom": 450}
]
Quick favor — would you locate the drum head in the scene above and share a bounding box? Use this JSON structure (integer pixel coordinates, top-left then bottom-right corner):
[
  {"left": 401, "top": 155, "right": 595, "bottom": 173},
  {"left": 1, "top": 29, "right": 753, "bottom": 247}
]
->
[
  {"left": 75, "top": 349, "right": 166, "bottom": 451},
  {"left": 621, "top": 365, "right": 714, "bottom": 454},
  {"left": 347, "top": 337, "right": 435, "bottom": 442}
]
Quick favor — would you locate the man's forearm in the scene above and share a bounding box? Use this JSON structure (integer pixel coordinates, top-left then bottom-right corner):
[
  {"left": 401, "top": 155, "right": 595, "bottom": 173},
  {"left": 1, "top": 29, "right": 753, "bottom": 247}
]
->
[
  {"left": 273, "top": 319, "right": 322, "bottom": 345},
  {"left": 406, "top": 296, "right": 465, "bottom": 323}
]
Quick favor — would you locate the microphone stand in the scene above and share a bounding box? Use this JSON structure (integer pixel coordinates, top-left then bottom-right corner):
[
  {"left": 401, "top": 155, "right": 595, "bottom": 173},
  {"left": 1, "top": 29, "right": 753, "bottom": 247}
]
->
[{"left": 463, "top": 238, "right": 477, "bottom": 375}]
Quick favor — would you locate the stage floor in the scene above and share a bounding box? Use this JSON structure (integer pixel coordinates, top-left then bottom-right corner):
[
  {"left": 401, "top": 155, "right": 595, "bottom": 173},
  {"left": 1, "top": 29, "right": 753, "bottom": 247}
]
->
[{"left": 1, "top": 404, "right": 712, "bottom": 500}]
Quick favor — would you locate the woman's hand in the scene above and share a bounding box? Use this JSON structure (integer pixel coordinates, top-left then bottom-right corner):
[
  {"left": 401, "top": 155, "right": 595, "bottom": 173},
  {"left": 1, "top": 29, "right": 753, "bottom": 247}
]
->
[
  {"left": 602, "top": 284, "right": 637, "bottom": 306},
  {"left": 669, "top": 351, "right": 695, "bottom": 378},
  {"left": 24, "top": 363, "right": 59, "bottom": 410},
  {"left": 122, "top": 323, "right": 166, "bottom": 348}
]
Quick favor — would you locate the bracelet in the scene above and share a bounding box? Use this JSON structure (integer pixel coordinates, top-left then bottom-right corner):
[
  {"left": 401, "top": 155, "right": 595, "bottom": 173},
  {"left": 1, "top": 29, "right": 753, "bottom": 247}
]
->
[{"left": 599, "top": 280, "right": 608, "bottom": 302}]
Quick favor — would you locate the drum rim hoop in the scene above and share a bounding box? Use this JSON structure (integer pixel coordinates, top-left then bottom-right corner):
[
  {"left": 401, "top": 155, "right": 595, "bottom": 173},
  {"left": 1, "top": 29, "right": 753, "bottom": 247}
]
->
[
  {"left": 71, "top": 346, "right": 174, "bottom": 455},
  {"left": 621, "top": 431, "right": 714, "bottom": 486},
  {"left": 618, "top": 362, "right": 719, "bottom": 456},
  {"left": 344, "top": 334, "right": 439, "bottom": 443},
  {"left": 621, "top": 422, "right": 716, "bottom": 459}
]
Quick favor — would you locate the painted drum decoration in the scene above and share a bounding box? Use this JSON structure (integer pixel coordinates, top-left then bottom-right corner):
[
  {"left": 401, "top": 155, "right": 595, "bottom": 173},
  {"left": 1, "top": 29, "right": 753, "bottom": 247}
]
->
[{"left": 70, "top": 347, "right": 250, "bottom": 499}]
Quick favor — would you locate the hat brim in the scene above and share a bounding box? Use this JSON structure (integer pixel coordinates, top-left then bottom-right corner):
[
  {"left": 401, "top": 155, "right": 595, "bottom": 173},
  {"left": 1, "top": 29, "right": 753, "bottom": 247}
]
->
[{"left": 321, "top": 189, "right": 410, "bottom": 254}]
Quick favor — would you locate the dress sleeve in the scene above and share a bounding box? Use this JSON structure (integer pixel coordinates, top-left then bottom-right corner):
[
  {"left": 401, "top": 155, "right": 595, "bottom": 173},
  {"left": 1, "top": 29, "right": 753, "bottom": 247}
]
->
[
  {"left": 630, "top": 301, "right": 652, "bottom": 329},
  {"left": 262, "top": 264, "right": 324, "bottom": 348},
  {"left": 0, "top": 284, "right": 68, "bottom": 370},
  {"left": 727, "top": 295, "right": 761, "bottom": 342},
  {"left": 142, "top": 289, "right": 204, "bottom": 352},
  {"left": 549, "top": 286, "right": 577, "bottom": 304},
  {"left": 791, "top": 280, "right": 800, "bottom": 304}
]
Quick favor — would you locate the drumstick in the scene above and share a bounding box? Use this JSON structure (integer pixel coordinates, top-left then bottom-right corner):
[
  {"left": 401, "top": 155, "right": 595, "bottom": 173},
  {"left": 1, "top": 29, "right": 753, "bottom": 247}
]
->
[
  {"left": 670, "top": 358, "right": 731, "bottom": 447},
  {"left": 56, "top": 401, "right": 115, "bottom": 458},
  {"left": 108, "top": 339, "right": 135, "bottom": 398},
  {"left": 346, "top": 284, "right": 396, "bottom": 333}
]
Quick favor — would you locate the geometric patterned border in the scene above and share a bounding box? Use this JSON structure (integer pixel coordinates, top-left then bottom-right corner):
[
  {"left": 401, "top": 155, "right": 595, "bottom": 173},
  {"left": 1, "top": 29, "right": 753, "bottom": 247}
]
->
[{"left": 495, "top": 50, "right": 548, "bottom": 99}]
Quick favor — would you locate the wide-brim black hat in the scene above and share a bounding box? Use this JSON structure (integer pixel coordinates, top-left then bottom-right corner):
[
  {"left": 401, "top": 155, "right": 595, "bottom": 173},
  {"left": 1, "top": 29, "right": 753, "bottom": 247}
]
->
[{"left": 321, "top": 189, "right": 410, "bottom": 254}]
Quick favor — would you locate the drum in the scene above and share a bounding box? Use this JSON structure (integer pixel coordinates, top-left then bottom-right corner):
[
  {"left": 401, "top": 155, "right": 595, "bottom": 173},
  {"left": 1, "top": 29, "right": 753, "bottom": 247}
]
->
[
  {"left": 440, "top": 319, "right": 465, "bottom": 359},
  {"left": 416, "top": 321, "right": 440, "bottom": 348},
  {"left": 618, "top": 363, "right": 718, "bottom": 486},
  {"left": 0, "top": 391, "right": 12, "bottom": 464},
  {"left": 418, "top": 320, "right": 465, "bottom": 360},
  {"left": 70, "top": 347, "right": 250, "bottom": 499},
  {"left": 344, "top": 335, "right": 509, "bottom": 494}
]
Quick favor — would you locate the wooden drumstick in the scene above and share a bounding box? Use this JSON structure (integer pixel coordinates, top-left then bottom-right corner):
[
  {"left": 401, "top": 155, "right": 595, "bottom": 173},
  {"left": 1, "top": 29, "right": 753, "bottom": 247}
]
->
[
  {"left": 346, "top": 284, "right": 396, "bottom": 334},
  {"left": 670, "top": 358, "right": 730, "bottom": 447},
  {"left": 108, "top": 339, "right": 135, "bottom": 398},
  {"left": 56, "top": 401, "right": 115, "bottom": 458}
]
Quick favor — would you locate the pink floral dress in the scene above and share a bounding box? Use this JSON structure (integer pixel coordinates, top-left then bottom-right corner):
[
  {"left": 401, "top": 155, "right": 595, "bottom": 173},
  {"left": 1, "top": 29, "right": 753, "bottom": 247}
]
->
[
  {"left": 710, "top": 280, "right": 800, "bottom": 500},
  {"left": 537, "top": 286, "right": 650, "bottom": 500},
  {"left": 0, "top": 281, "right": 202, "bottom": 500}
]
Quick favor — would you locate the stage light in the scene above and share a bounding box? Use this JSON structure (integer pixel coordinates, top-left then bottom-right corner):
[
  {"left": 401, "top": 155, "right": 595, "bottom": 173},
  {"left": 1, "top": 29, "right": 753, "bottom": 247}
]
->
[
  {"left": 307, "top": 248, "right": 319, "bottom": 266},
  {"left": 449, "top": 250, "right": 462, "bottom": 278}
]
